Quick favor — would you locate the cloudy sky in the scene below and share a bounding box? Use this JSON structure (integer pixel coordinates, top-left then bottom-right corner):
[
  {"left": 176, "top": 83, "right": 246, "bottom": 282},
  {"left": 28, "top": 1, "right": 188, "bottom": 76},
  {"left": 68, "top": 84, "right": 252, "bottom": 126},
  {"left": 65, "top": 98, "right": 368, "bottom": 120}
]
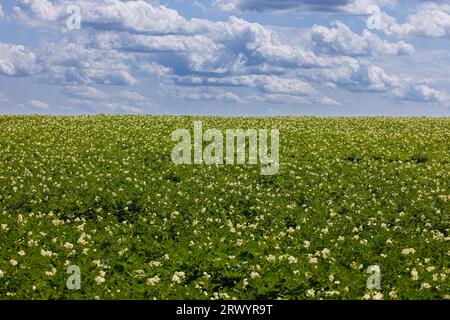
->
[{"left": 0, "top": 0, "right": 449, "bottom": 116}]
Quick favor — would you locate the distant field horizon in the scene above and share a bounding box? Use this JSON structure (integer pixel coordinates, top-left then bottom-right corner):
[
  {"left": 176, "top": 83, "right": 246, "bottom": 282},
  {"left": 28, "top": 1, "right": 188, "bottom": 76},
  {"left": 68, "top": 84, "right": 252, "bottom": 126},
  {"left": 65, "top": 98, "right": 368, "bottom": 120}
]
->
[{"left": 1, "top": 114, "right": 449, "bottom": 118}]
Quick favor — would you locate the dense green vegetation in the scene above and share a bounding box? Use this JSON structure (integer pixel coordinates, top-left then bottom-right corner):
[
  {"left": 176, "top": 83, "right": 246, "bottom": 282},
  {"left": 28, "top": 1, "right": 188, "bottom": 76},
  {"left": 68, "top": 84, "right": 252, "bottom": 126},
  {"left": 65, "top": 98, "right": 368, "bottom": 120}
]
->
[{"left": 0, "top": 116, "right": 449, "bottom": 300}]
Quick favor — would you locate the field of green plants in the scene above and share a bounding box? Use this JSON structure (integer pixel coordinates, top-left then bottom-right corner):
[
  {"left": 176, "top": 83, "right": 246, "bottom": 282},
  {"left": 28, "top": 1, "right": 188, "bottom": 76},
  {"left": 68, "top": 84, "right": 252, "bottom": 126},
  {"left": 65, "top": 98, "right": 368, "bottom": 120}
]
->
[{"left": 0, "top": 115, "right": 449, "bottom": 300}]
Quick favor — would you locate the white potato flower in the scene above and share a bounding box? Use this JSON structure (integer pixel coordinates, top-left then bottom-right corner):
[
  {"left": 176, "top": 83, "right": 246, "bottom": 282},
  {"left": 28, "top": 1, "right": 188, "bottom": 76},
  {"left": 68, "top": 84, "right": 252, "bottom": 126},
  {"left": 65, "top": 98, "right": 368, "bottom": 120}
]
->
[
  {"left": 308, "top": 257, "right": 318, "bottom": 264},
  {"left": 389, "top": 291, "right": 398, "bottom": 300},
  {"left": 373, "top": 292, "right": 383, "bottom": 300},
  {"left": 411, "top": 268, "right": 419, "bottom": 281},
  {"left": 40, "top": 249, "right": 53, "bottom": 257},
  {"left": 288, "top": 256, "right": 298, "bottom": 264},
  {"left": 95, "top": 275, "right": 106, "bottom": 285},
  {"left": 401, "top": 248, "right": 416, "bottom": 255},
  {"left": 149, "top": 260, "right": 162, "bottom": 268},
  {"left": 172, "top": 271, "right": 185, "bottom": 283},
  {"left": 421, "top": 282, "right": 431, "bottom": 289},
  {"left": 45, "top": 267, "right": 57, "bottom": 276},
  {"left": 147, "top": 276, "right": 160, "bottom": 286},
  {"left": 63, "top": 242, "right": 74, "bottom": 249}
]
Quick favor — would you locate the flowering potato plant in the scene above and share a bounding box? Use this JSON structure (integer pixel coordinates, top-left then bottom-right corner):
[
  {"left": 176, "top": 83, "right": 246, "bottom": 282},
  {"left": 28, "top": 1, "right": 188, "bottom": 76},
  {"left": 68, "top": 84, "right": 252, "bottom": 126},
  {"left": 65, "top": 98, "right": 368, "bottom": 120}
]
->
[{"left": 0, "top": 115, "right": 448, "bottom": 300}]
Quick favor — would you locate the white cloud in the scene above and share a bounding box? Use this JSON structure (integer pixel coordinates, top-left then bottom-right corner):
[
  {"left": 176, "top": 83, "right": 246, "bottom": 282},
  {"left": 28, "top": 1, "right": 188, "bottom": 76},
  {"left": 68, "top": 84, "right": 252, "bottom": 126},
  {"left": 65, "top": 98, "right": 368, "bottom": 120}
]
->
[
  {"left": 140, "top": 63, "right": 172, "bottom": 77},
  {"left": 80, "top": 0, "right": 195, "bottom": 35},
  {"left": 7, "top": 0, "right": 450, "bottom": 108},
  {"left": 341, "top": 0, "right": 396, "bottom": 15},
  {"left": 13, "top": 0, "right": 201, "bottom": 34},
  {"left": 0, "top": 5, "right": 4, "bottom": 19},
  {"left": 13, "top": 0, "right": 61, "bottom": 26},
  {"left": 28, "top": 100, "right": 49, "bottom": 110},
  {"left": 251, "top": 93, "right": 341, "bottom": 106},
  {"left": 314, "top": 64, "right": 449, "bottom": 104},
  {"left": 41, "top": 42, "right": 138, "bottom": 86},
  {"left": 0, "top": 42, "right": 38, "bottom": 76},
  {"left": 310, "top": 22, "right": 414, "bottom": 56},
  {"left": 103, "top": 102, "right": 142, "bottom": 114},
  {"left": 171, "top": 76, "right": 342, "bottom": 105},
  {"left": 258, "top": 77, "right": 317, "bottom": 96},
  {"left": 391, "top": 83, "right": 450, "bottom": 104},
  {"left": 12, "top": 1, "right": 344, "bottom": 71},
  {"left": 63, "top": 87, "right": 154, "bottom": 112},
  {"left": 93, "top": 32, "right": 227, "bottom": 74},
  {"left": 301, "top": 59, "right": 449, "bottom": 104},
  {"left": 10, "top": 1, "right": 405, "bottom": 73},
  {"left": 174, "top": 75, "right": 317, "bottom": 97},
  {"left": 173, "top": 88, "right": 244, "bottom": 103},
  {"left": 115, "top": 90, "right": 149, "bottom": 103},
  {"left": 63, "top": 86, "right": 109, "bottom": 100},
  {"left": 382, "top": 2, "right": 450, "bottom": 38}
]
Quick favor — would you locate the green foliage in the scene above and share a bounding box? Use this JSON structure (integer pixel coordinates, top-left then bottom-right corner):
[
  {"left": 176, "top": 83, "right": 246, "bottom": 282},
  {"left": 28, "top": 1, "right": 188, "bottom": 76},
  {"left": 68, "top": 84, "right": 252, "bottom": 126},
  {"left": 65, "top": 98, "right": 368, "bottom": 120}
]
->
[{"left": 0, "top": 115, "right": 449, "bottom": 300}]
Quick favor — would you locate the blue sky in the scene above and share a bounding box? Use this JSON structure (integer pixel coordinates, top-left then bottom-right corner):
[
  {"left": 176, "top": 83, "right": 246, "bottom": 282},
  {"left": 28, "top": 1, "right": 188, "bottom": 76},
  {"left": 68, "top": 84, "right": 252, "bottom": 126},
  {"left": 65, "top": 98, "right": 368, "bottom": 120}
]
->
[{"left": 0, "top": 0, "right": 449, "bottom": 116}]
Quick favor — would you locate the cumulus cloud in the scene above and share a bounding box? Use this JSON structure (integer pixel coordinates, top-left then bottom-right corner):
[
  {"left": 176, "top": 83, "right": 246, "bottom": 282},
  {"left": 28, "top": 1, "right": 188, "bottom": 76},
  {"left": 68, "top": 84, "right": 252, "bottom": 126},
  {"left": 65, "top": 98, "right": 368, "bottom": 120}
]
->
[
  {"left": 260, "top": 77, "right": 317, "bottom": 96},
  {"left": 80, "top": 0, "right": 193, "bottom": 35},
  {"left": 12, "top": 0, "right": 63, "bottom": 27},
  {"left": 174, "top": 75, "right": 317, "bottom": 96},
  {"left": 115, "top": 90, "right": 149, "bottom": 103},
  {"left": 309, "top": 22, "right": 414, "bottom": 56},
  {"left": 0, "top": 4, "right": 4, "bottom": 19},
  {"left": 12, "top": 1, "right": 349, "bottom": 70},
  {"left": 382, "top": 2, "right": 450, "bottom": 38},
  {"left": 40, "top": 41, "right": 138, "bottom": 86},
  {"left": 62, "top": 86, "right": 154, "bottom": 111},
  {"left": 28, "top": 100, "right": 49, "bottom": 110},
  {"left": 0, "top": 42, "right": 38, "bottom": 76},
  {"left": 6, "top": 0, "right": 449, "bottom": 107},
  {"left": 170, "top": 75, "right": 344, "bottom": 105},
  {"left": 254, "top": 93, "right": 341, "bottom": 105},
  {"left": 306, "top": 64, "right": 449, "bottom": 104},
  {"left": 13, "top": 0, "right": 203, "bottom": 34},
  {"left": 140, "top": 63, "right": 173, "bottom": 77},
  {"left": 63, "top": 86, "right": 109, "bottom": 100}
]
